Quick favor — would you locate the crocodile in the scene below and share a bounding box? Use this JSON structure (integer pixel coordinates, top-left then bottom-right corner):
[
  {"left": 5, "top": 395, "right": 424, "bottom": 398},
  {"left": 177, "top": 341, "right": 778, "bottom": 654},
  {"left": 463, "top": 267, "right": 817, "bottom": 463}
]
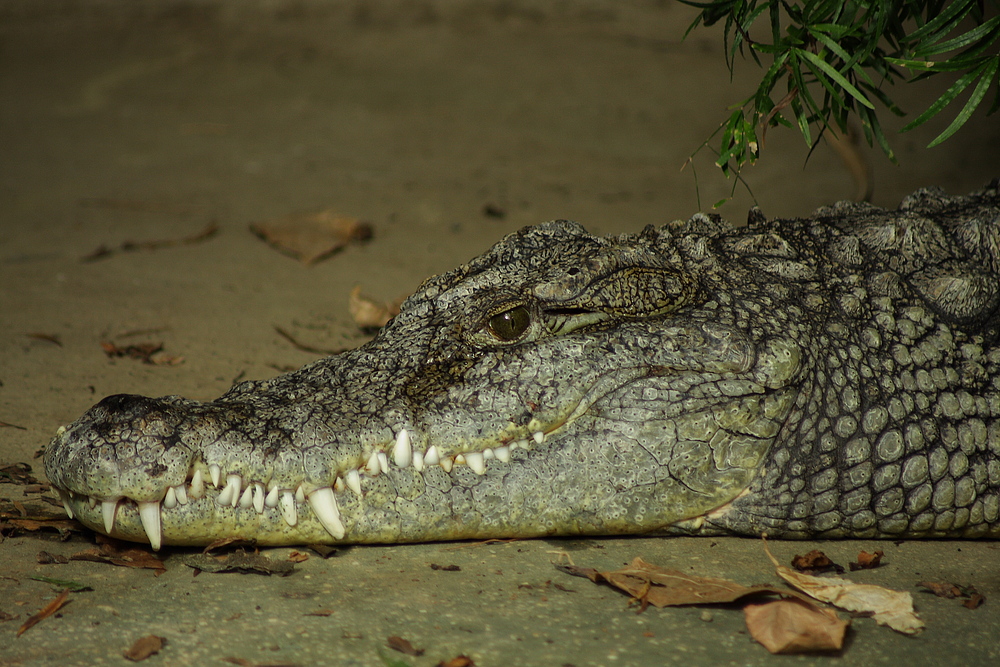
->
[{"left": 44, "top": 182, "right": 1000, "bottom": 550}]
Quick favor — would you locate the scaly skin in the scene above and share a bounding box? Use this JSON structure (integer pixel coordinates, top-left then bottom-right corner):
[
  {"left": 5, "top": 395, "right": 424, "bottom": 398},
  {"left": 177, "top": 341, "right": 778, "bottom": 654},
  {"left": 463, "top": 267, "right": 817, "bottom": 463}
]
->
[{"left": 44, "top": 182, "right": 1000, "bottom": 549}]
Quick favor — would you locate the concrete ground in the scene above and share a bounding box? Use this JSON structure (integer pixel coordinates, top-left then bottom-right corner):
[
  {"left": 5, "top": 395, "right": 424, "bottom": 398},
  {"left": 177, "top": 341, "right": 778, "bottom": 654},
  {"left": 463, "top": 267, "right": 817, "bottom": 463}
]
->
[{"left": 1, "top": 1, "right": 998, "bottom": 665}]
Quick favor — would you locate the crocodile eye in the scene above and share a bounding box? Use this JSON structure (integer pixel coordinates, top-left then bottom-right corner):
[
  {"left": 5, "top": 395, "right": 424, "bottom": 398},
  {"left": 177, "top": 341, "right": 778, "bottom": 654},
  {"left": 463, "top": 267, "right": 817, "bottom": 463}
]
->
[{"left": 487, "top": 305, "right": 531, "bottom": 341}]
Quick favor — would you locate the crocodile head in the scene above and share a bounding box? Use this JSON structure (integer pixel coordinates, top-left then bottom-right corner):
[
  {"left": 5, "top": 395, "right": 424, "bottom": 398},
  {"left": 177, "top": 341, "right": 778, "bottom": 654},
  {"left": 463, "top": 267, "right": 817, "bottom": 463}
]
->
[{"left": 45, "top": 220, "right": 807, "bottom": 549}]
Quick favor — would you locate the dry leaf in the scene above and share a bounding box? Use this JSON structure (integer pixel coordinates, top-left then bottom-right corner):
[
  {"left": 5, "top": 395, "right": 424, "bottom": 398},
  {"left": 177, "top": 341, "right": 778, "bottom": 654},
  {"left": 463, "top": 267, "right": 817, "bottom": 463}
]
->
[
  {"left": 306, "top": 544, "right": 338, "bottom": 558},
  {"left": 70, "top": 538, "right": 167, "bottom": 574},
  {"left": 349, "top": 285, "right": 401, "bottom": 329},
  {"left": 17, "top": 589, "right": 71, "bottom": 637},
  {"left": 744, "top": 598, "right": 848, "bottom": 654},
  {"left": 123, "top": 635, "right": 166, "bottom": 661},
  {"left": 181, "top": 550, "right": 295, "bottom": 576},
  {"left": 963, "top": 592, "right": 986, "bottom": 609},
  {"left": 849, "top": 550, "right": 884, "bottom": 571},
  {"left": 288, "top": 551, "right": 309, "bottom": 563},
  {"left": 100, "top": 341, "right": 183, "bottom": 366},
  {"left": 386, "top": 635, "right": 424, "bottom": 656},
  {"left": 250, "top": 210, "right": 371, "bottom": 265},
  {"left": 918, "top": 581, "right": 986, "bottom": 609},
  {"left": 791, "top": 550, "right": 843, "bottom": 574},
  {"left": 82, "top": 223, "right": 218, "bottom": 262},
  {"left": 0, "top": 462, "right": 42, "bottom": 485},
  {"left": 559, "top": 557, "right": 781, "bottom": 610},
  {"left": 437, "top": 656, "right": 475, "bottom": 667},
  {"left": 763, "top": 540, "right": 924, "bottom": 634}
]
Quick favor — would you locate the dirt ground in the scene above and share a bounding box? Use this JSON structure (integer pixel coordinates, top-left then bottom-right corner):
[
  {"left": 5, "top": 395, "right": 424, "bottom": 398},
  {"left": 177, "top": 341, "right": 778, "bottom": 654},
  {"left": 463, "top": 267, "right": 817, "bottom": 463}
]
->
[{"left": 1, "top": 1, "right": 998, "bottom": 665}]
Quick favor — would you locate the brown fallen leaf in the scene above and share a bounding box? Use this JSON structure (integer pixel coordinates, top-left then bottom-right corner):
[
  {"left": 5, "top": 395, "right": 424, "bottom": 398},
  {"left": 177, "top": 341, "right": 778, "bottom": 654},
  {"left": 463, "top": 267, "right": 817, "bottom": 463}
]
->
[
  {"left": 0, "top": 462, "right": 42, "bottom": 485},
  {"left": 386, "top": 635, "right": 424, "bottom": 656},
  {"left": 744, "top": 598, "right": 849, "bottom": 654},
  {"left": 305, "top": 609, "right": 335, "bottom": 617},
  {"left": 849, "top": 550, "right": 884, "bottom": 571},
  {"left": 17, "top": 589, "right": 71, "bottom": 637},
  {"left": 288, "top": 551, "right": 309, "bottom": 563},
  {"left": 437, "top": 656, "right": 476, "bottom": 667},
  {"left": 349, "top": 285, "right": 402, "bottom": 330},
  {"left": 123, "top": 635, "right": 166, "bottom": 661},
  {"left": 763, "top": 539, "right": 924, "bottom": 635},
  {"left": 100, "top": 341, "right": 184, "bottom": 366},
  {"left": 202, "top": 537, "right": 257, "bottom": 554},
  {"left": 36, "top": 551, "right": 69, "bottom": 564},
  {"left": 918, "top": 581, "right": 986, "bottom": 609},
  {"left": 430, "top": 563, "right": 461, "bottom": 572},
  {"left": 181, "top": 550, "right": 295, "bottom": 576},
  {"left": 0, "top": 611, "right": 17, "bottom": 622},
  {"left": 306, "top": 544, "right": 338, "bottom": 558},
  {"left": 964, "top": 592, "right": 986, "bottom": 609},
  {"left": 558, "top": 557, "right": 781, "bottom": 611},
  {"left": 250, "top": 209, "right": 372, "bottom": 265},
  {"left": 70, "top": 537, "right": 167, "bottom": 574},
  {"left": 791, "top": 550, "right": 843, "bottom": 574},
  {"left": 25, "top": 332, "right": 62, "bottom": 346},
  {"left": 82, "top": 222, "right": 218, "bottom": 262}
]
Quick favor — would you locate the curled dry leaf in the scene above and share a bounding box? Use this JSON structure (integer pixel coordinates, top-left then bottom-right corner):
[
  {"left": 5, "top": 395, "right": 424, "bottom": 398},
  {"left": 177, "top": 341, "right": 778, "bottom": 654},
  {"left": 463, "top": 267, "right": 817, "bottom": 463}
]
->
[
  {"left": 349, "top": 285, "right": 401, "bottom": 329},
  {"left": 181, "top": 550, "right": 295, "bottom": 576},
  {"left": 70, "top": 537, "right": 167, "bottom": 575},
  {"left": 386, "top": 635, "right": 424, "bottom": 656},
  {"left": 849, "top": 550, "right": 884, "bottom": 571},
  {"left": 744, "top": 598, "right": 849, "bottom": 654},
  {"left": 763, "top": 540, "right": 924, "bottom": 635},
  {"left": 250, "top": 209, "right": 372, "bottom": 265},
  {"left": 558, "top": 557, "right": 782, "bottom": 610},
  {"left": 437, "top": 656, "right": 476, "bottom": 667},
  {"left": 17, "top": 589, "right": 71, "bottom": 637},
  {"left": 123, "top": 635, "right": 166, "bottom": 661},
  {"left": 791, "top": 550, "right": 843, "bottom": 574}
]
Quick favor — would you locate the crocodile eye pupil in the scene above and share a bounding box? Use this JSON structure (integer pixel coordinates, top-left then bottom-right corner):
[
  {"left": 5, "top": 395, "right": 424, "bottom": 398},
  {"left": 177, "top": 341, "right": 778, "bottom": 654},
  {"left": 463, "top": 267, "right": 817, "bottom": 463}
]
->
[{"left": 487, "top": 306, "right": 530, "bottom": 341}]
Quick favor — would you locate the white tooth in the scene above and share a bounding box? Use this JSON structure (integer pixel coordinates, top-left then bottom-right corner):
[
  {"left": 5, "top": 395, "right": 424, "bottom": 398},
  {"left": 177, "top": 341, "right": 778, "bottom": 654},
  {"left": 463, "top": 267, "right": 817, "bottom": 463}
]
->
[
  {"left": 102, "top": 498, "right": 120, "bottom": 533},
  {"left": 513, "top": 439, "right": 530, "bottom": 450},
  {"left": 174, "top": 484, "right": 188, "bottom": 505},
  {"left": 217, "top": 474, "right": 242, "bottom": 507},
  {"left": 57, "top": 489, "right": 74, "bottom": 519},
  {"left": 138, "top": 501, "right": 162, "bottom": 551},
  {"left": 366, "top": 451, "right": 381, "bottom": 476},
  {"left": 209, "top": 464, "right": 221, "bottom": 488},
  {"left": 265, "top": 485, "right": 281, "bottom": 508},
  {"left": 189, "top": 469, "right": 205, "bottom": 498},
  {"left": 163, "top": 486, "right": 178, "bottom": 509},
  {"left": 494, "top": 446, "right": 511, "bottom": 463},
  {"left": 252, "top": 483, "right": 265, "bottom": 513},
  {"left": 393, "top": 429, "right": 412, "bottom": 468},
  {"left": 440, "top": 457, "right": 454, "bottom": 473},
  {"left": 533, "top": 431, "right": 544, "bottom": 445},
  {"left": 88, "top": 496, "right": 98, "bottom": 508},
  {"left": 378, "top": 452, "right": 389, "bottom": 474},
  {"left": 412, "top": 449, "right": 424, "bottom": 472},
  {"left": 238, "top": 486, "right": 253, "bottom": 509},
  {"left": 308, "top": 487, "right": 345, "bottom": 540},
  {"left": 455, "top": 453, "right": 466, "bottom": 465},
  {"left": 334, "top": 476, "right": 345, "bottom": 493},
  {"left": 280, "top": 491, "right": 297, "bottom": 526},
  {"left": 465, "top": 451, "right": 486, "bottom": 475},
  {"left": 482, "top": 448, "right": 494, "bottom": 460},
  {"left": 423, "top": 446, "right": 440, "bottom": 466},
  {"left": 295, "top": 485, "right": 305, "bottom": 504},
  {"left": 56, "top": 425, "right": 67, "bottom": 437},
  {"left": 346, "top": 469, "right": 362, "bottom": 496}
]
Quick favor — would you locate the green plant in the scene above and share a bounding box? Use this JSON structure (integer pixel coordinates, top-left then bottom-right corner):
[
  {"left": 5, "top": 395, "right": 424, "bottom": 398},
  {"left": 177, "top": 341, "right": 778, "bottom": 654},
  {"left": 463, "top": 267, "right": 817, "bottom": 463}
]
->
[{"left": 683, "top": 0, "right": 1000, "bottom": 179}]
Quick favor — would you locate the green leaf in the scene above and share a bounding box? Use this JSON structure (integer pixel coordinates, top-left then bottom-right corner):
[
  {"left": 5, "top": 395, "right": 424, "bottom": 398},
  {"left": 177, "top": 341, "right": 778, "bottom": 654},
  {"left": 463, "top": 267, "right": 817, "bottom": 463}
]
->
[
  {"left": 901, "top": 63, "right": 983, "bottom": 130},
  {"left": 905, "top": 0, "right": 975, "bottom": 43},
  {"left": 914, "top": 15, "right": 1000, "bottom": 57},
  {"left": 30, "top": 576, "right": 93, "bottom": 592},
  {"left": 926, "top": 58, "right": 998, "bottom": 147},
  {"left": 796, "top": 48, "right": 876, "bottom": 108}
]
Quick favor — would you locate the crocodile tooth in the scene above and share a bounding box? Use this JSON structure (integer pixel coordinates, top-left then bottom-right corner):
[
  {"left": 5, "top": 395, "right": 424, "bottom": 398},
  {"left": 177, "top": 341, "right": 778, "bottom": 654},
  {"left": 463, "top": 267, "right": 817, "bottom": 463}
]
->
[
  {"left": 217, "top": 474, "right": 242, "bottom": 507},
  {"left": 494, "top": 446, "right": 510, "bottom": 463},
  {"left": 209, "top": 464, "right": 221, "bottom": 488},
  {"left": 366, "top": 451, "right": 381, "bottom": 476},
  {"left": 137, "top": 500, "right": 162, "bottom": 551},
  {"left": 295, "top": 485, "right": 306, "bottom": 504},
  {"left": 163, "top": 486, "right": 178, "bottom": 509},
  {"left": 308, "top": 487, "right": 345, "bottom": 540},
  {"left": 393, "top": 429, "right": 412, "bottom": 468},
  {"left": 280, "top": 491, "right": 297, "bottom": 526},
  {"left": 533, "top": 431, "right": 544, "bottom": 445},
  {"left": 333, "top": 476, "right": 345, "bottom": 493},
  {"left": 189, "top": 469, "right": 205, "bottom": 498},
  {"left": 102, "top": 498, "right": 120, "bottom": 533},
  {"left": 482, "top": 448, "right": 494, "bottom": 460},
  {"left": 173, "top": 484, "right": 188, "bottom": 505},
  {"left": 440, "top": 456, "right": 454, "bottom": 473},
  {"left": 465, "top": 451, "right": 486, "bottom": 475},
  {"left": 57, "top": 489, "right": 74, "bottom": 519},
  {"left": 345, "top": 469, "right": 362, "bottom": 496},
  {"left": 238, "top": 485, "right": 254, "bottom": 509},
  {"left": 88, "top": 496, "right": 98, "bottom": 509},
  {"left": 56, "top": 425, "right": 67, "bottom": 437},
  {"left": 512, "top": 439, "right": 530, "bottom": 450},
  {"left": 412, "top": 449, "right": 424, "bottom": 472},
  {"left": 455, "top": 453, "right": 466, "bottom": 465},
  {"left": 252, "top": 483, "right": 265, "bottom": 513},
  {"left": 377, "top": 452, "right": 389, "bottom": 474},
  {"left": 264, "top": 484, "right": 281, "bottom": 508},
  {"left": 423, "top": 446, "right": 440, "bottom": 466}
]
